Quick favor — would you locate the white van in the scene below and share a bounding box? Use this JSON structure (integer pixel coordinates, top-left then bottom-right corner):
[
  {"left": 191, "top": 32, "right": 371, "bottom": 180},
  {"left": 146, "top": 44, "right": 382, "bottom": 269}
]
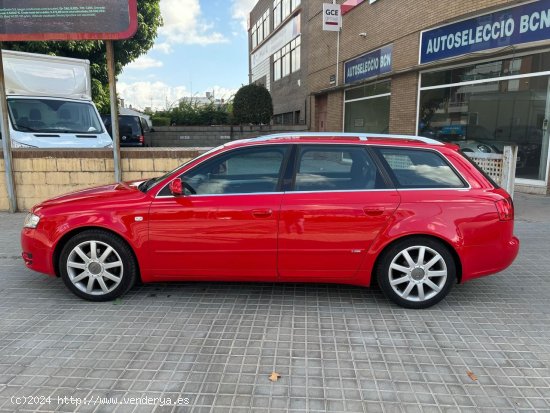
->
[{"left": 1, "top": 50, "right": 113, "bottom": 149}]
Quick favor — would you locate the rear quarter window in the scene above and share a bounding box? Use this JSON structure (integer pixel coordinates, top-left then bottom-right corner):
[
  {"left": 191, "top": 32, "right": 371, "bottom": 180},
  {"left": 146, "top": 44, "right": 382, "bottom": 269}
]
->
[
  {"left": 459, "top": 150, "right": 500, "bottom": 188},
  {"left": 375, "top": 147, "right": 466, "bottom": 189}
]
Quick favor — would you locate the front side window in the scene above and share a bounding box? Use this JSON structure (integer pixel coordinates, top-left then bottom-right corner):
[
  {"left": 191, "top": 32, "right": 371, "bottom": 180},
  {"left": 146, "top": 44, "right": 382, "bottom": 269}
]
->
[
  {"left": 8, "top": 98, "right": 103, "bottom": 134},
  {"left": 175, "top": 146, "right": 289, "bottom": 195},
  {"left": 293, "top": 145, "right": 385, "bottom": 191},
  {"left": 376, "top": 148, "right": 465, "bottom": 188}
]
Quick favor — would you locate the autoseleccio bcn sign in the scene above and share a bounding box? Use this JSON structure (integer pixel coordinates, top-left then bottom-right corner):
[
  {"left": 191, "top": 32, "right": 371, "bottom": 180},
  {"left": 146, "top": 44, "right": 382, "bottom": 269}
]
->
[
  {"left": 420, "top": 0, "right": 550, "bottom": 64},
  {"left": 344, "top": 44, "right": 392, "bottom": 84}
]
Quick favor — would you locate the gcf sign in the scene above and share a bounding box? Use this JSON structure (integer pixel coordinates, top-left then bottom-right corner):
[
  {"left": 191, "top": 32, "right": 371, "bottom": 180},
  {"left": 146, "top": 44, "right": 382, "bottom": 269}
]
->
[
  {"left": 323, "top": 3, "right": 341, "bottom": 32},
  {"left": 0, "top": 0, "right": 138, "bottom": 41}
]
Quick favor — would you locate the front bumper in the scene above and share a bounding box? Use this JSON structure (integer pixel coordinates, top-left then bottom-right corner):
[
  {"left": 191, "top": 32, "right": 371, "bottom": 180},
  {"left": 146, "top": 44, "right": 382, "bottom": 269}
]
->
[{"left": 21, "top": 228, "right": 56, "bottom": 276}]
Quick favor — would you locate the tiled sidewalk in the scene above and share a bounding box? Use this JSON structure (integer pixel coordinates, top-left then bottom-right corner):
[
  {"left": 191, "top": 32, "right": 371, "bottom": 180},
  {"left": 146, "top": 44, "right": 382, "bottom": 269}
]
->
[{"left": 0, "top": 209, "right": 549, "bottom": 412}]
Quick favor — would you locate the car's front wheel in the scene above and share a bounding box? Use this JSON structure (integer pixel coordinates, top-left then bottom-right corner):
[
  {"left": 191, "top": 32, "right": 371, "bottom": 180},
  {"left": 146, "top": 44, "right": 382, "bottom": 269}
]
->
[
  {"left": 377, "top": 237, "right": 457, "bottom": 309},
  {"left": 59, "top": 230, "right": 137, "bottom": 301}
]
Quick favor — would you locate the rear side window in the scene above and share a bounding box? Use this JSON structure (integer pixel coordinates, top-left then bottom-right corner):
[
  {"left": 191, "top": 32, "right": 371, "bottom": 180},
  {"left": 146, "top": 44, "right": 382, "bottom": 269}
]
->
[
  {"left": 376, "top": 148, "right": 465, "bottom": 189},
  {"left": 139, "top": 117, "right": 150, "bottom": 132},
  {"left": 460, "top": 150, "right": 500, "bottom": 188},
  {"left": 293, "top": 145, "right": 386, "bottom": 191}
]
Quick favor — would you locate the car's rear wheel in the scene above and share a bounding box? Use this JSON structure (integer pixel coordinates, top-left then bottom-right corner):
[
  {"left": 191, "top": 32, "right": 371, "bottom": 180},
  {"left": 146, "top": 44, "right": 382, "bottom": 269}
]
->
[
  {"left": 59, "top": 230, "right": 137, "bottom": 301},
  {"left": 377, "top": 237, "right": 456, "bottom": 309}
]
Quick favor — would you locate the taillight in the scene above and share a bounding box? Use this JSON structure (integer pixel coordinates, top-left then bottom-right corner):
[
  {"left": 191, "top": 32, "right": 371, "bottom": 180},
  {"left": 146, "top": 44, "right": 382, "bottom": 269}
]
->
[
  {"left": 495, "top": 197, "right": 514, "bottom": 221},
  {"left": 139, "top": 135, "right": 144, "bottom": 143}
]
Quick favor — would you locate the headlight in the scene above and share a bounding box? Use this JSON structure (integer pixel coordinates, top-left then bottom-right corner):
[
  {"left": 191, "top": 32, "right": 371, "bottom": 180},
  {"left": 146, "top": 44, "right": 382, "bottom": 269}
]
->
[
  {"left": 12, "top": 140, "right": 37, "bottom": 149},
  {"left": 104, "top": 143, "right": 113, "bottom": 148},
  {"left": 23, "top": 213, "right": 40, "bottom": 229}
]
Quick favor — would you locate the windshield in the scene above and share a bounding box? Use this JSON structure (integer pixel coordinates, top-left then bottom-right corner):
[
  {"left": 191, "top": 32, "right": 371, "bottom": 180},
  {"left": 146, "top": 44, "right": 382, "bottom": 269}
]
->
[{"left": 8, "top": 98, "right": 104, "bottom": 134}]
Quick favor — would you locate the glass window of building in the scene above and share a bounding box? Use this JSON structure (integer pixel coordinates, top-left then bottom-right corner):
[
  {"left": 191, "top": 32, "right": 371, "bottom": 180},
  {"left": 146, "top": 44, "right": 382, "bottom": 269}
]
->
[
  {"left": 344, "top": 81, "right": 391, "bottom": 134},
  {"left": 251, "top": 10, "right": 270, "bottom": 49},
  {"left": 263, "top": 10, "right": 270, "bottom": 40},
  {"left": 273, "top": 0, "right": 281, "bottom": 27},
  {"left": 274, "top": 0, "right": 299, "bottom": 29},
  {"left": 273, "top": 37, "right": 300, "bottom": 81},
  {"left": 291, "top": 36, "right": 301, "bottom": 72},
  {"left": 282, "top": 0, "right": 291, "bottom": 20},
  {"left": 273, "top": 50, "right": 282, "bottom": 81},
  {"left": 251, "top": 21, "right": 258, "bottom": 48},
  {"left": 282, "top": 44, "right": 291, "bottom": 77},
  {"left": 418, "top": 52, "right": 550, "bottom": 182}
]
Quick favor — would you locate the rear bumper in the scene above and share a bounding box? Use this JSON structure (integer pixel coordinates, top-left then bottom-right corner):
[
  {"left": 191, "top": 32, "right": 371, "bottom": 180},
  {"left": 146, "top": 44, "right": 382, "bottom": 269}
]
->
[{"left": 461, "top": 235, "right": 520, "bottom": 282}]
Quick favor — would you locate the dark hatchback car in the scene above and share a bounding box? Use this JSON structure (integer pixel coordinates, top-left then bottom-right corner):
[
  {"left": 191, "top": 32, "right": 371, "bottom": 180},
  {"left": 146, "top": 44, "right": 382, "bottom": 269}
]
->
[{"left": 102, "top": 115, "right": 153, "bottom": 147}]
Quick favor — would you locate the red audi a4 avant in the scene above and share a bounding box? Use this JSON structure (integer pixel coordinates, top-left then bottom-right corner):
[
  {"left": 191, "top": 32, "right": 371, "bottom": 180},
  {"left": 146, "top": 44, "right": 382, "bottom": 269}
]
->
[{"left": 21, "top": 133, "right": 519, "bottom": 308}]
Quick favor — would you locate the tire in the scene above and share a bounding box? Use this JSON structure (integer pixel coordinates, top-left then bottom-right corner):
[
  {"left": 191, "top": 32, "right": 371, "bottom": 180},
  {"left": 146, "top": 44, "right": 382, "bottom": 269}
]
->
[
  {"left": 59, "top": 230, "right": 138, "bottom": 301},
  {"left": 376, "top": 237, "right": 456, "bottom": 309}
]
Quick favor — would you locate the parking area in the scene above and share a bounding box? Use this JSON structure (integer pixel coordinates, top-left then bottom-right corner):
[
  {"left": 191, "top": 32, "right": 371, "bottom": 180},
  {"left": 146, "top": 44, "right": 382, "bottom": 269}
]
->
[{"left": 0, "top": 193, "right": 549, "bottom": 412}]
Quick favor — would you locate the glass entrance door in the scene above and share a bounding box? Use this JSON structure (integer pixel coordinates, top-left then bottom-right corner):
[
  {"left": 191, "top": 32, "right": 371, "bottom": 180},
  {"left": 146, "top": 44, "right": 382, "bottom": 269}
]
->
[{"left": 539, "top": 78, "right": 550, "bottom": 180}]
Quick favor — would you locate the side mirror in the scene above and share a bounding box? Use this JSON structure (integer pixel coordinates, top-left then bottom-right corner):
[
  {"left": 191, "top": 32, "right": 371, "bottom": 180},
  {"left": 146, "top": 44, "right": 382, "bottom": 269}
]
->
[{"left": 169, "top": 178, "right": 183, "bottom": 196}]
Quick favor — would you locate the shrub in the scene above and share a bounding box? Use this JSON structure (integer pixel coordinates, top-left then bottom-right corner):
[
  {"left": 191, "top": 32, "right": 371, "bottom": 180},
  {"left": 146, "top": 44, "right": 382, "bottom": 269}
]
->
[
  {"left": 232, "top": 84, "right": 273, "bottom": 125},
  {"left": 151, "top": 116, "right": 171, "bottom": 126}
]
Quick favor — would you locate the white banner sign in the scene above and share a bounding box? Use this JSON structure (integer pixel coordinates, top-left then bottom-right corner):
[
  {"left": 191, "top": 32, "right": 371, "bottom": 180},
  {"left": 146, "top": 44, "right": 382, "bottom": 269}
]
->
[
  {"left": 323, "top": 3, "right": 341, "bottom": 31},
  {"left": 251, "top": 14, "right": 301, "bottom": 68}
]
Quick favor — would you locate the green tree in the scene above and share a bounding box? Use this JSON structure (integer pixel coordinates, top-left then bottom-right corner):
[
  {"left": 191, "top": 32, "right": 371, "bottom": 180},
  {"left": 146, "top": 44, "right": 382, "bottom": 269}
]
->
[
  {"left": 232, "top": 84, "right": 273, "bottom": 125},
  {"left": 3, "top": 0, "right": 162, "bottom": 113}
]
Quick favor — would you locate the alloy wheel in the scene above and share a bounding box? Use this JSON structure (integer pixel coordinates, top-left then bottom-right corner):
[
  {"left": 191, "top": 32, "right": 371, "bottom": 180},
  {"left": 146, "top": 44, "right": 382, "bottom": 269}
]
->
[
  {"left": 66, "top": 240, "right": 124, "bottom": 296},
  {"left": 388, "top": 245, "right": 448, "bottom": 302}
]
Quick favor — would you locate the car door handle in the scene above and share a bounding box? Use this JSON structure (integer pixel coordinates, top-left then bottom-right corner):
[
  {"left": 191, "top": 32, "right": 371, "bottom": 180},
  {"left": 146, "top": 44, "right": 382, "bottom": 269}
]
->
[
  {"left": 252, "top": 209, "right": 273, "bottom": 218},
  {"left": 363, "top": 207, "right": 385, "bottom": 216}
]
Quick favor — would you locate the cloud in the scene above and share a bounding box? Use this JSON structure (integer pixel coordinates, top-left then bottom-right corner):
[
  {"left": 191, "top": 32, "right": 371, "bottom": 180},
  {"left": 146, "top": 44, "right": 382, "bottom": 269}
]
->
[
  {"left": 159, "top": 0, "right": 228, "bottom": 46},
  {"left": 117, "top": 81, "right": 238, "bottom": 111},
  {"left": 231, "top": 0, "right": 259, "bottom": 31},
  {"left": 153, "top": 42, "right": 174, "bottom": 54},
  {"left": 208, "top": 86, "right": 239, "bottom": 101},
  {"left": 125, "top": 55, "right": 164, "bottom": 70},
  {"left": 117, "top": 81, "right": 188, "bottom": 111}
]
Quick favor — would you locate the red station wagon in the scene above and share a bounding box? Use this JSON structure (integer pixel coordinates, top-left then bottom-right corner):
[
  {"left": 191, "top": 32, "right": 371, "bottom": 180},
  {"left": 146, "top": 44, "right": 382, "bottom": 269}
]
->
[{"left": 21, "top": 133, "right": 519, "bottom": 308}]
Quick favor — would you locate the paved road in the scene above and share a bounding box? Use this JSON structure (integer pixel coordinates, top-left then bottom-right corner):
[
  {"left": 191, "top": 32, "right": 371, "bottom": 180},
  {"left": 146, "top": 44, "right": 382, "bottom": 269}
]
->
[{"left": 0, "top": 196, "right": 549, "bottom": 412}]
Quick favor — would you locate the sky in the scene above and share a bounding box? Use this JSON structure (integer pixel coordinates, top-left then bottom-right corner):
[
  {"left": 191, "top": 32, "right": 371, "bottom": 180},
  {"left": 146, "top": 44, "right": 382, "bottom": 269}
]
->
[{"left": 118, "top": 0, "right": 259, "bottom": 111}]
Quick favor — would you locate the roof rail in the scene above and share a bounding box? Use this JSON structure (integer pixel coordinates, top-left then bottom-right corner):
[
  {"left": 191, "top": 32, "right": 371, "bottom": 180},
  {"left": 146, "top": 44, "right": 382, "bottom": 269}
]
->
[{"left": 241, "top": 132, "right": 443, "bottom": 145}]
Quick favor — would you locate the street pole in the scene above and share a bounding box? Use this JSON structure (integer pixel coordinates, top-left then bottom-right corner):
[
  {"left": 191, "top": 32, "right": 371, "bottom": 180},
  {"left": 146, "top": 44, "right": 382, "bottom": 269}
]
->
[
  {"left": 106, "top": 40, "right": 122, "bottom": 182},
  {"left": 336, "top": 28, "right": 340, "bottom": 87},
  {"left": 0, "top": 44, "right": 17, "bottom": 212},
  {"left": 332, "top": 0, "right": 341, "bottom": 87}
]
